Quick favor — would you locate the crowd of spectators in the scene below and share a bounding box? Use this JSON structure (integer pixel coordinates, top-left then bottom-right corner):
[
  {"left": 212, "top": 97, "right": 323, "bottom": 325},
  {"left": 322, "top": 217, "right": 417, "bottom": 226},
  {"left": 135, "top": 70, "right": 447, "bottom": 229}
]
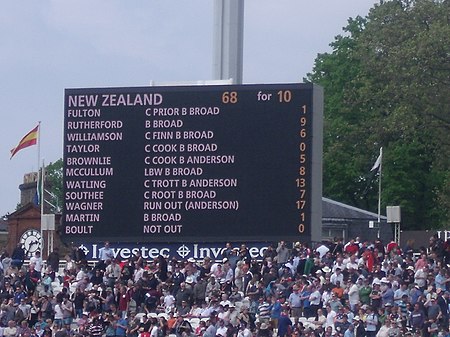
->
[{"left": 0, "top": 236, "right": 449, "bottom": 337}]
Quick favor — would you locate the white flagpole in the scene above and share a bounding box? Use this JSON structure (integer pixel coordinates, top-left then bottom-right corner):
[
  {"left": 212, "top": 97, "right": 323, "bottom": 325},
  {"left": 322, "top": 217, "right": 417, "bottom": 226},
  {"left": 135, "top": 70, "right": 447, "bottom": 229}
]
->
[
  {"left": 377, "top": 147, "right": 383, "bottom": 238},
  {"left": 41, "top": 158, "right": 45, "bottom": 255},
  {"left": 37, "top": 121, "right": 44, "bottom": 254}
]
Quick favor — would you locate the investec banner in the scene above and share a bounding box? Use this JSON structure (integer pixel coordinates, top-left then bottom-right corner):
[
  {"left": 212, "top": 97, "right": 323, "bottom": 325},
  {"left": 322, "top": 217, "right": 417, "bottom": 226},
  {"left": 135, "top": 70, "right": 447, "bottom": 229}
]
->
[{"left": 81, "top": 242, "right": 269, "bottom": 261}]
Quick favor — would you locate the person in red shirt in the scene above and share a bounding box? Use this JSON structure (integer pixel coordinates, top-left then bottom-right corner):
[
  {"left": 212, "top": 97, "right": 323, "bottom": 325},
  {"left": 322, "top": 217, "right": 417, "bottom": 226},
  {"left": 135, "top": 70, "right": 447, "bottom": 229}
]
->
[
  {"left": 344, "top": 239, "right": 359, "bottom": 256},
  {"left": 118, "top": 285, "right": 130, "bottom": 316}
]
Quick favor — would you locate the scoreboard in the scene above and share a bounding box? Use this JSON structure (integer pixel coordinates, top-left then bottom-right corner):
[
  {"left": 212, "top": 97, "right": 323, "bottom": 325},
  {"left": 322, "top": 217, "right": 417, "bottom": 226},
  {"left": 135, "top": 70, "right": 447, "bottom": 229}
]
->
[{"left": 62, "top": 83, "right": 323, "bottom": 243}]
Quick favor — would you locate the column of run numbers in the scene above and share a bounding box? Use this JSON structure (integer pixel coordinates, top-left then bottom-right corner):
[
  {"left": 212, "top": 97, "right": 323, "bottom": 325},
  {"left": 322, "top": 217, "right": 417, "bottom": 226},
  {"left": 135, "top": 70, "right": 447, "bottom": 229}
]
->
[{"left": 296, "top": 104, "right": 307, "bottom": 234}]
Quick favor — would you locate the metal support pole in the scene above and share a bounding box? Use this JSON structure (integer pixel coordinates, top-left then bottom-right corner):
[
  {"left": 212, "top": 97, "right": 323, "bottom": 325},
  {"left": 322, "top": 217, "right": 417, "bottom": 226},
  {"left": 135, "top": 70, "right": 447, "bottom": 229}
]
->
[{"left": 213, "top": 0, "right": 244, "bottom": 84}]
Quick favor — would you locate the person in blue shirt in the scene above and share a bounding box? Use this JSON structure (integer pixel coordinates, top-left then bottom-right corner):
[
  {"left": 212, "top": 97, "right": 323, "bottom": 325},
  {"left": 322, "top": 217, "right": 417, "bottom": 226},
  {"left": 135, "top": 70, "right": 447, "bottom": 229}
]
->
[
  {"left": 269, "top": 295, "right": 283, "bottom": 328},
  {"left": 114, "top": 313, "right": 128, "bottom": 337},
  {"left": 277, "top": 310, "right": 292, "bottom": 337},
  {"left": 300, "top": 285, "right": 312, "bottom": 318}
]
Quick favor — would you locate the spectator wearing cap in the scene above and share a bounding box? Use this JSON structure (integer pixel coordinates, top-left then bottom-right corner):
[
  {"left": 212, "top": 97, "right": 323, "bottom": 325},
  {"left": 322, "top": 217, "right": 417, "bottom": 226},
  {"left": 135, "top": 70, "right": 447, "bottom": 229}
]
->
[
  {"left": 353, "top": 316, "right": 365, "bottom": 337},
  {"left": 410, "top": 284, "right": 423, "bottom": 305},
  {"left": 402, "top": 265, "right": 415, "bottom": 285},
  {"left": 222, "top": 259, "right": 234, "bottom": 283},
  {"left": 380, "top": 278, "right": 394, "bottom": 306},
  {"left": 228, "top": 304, "right": 239, "bottom": 327},
  {"left": 171, "top": 265, "right": 186, "bottom": 296},
  {"left": 255, "top": 322, "right": 270, "bottom": 337},
  {"left": 315, "top": 269, "right": 325, "bottom": 286}
]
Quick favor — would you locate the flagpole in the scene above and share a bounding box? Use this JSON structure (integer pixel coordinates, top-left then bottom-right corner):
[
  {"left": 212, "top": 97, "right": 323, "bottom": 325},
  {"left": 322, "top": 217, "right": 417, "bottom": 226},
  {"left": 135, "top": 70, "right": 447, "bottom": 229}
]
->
[
  {"left": 37, "top": 121, "right": 44, "bottom": 254},
  {"left": 377, "top": 147, "right": 383, "bottom": 238},
  {"left": 41, "top": 158, "right": 45, "bottom": 256}
]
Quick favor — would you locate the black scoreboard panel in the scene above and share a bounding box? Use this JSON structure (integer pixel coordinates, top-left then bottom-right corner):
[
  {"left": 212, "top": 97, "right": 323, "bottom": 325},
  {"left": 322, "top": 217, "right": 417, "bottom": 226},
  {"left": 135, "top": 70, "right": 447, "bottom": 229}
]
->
[{"left": 62, "top": 83, "right": 323, "bottom": 243}]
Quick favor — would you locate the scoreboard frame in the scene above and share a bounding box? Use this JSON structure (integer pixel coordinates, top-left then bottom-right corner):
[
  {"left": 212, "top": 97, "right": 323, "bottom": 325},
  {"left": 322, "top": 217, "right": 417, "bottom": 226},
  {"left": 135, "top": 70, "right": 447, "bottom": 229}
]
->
[{"left": 62, "top": 83, "right": 323, "bottom": 243}]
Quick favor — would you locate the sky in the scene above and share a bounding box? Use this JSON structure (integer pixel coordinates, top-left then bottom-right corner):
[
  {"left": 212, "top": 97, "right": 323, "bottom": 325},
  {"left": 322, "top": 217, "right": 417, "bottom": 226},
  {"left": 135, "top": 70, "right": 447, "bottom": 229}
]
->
[{"left": 0, "top": 0, "right": 378, "bottom": 216}]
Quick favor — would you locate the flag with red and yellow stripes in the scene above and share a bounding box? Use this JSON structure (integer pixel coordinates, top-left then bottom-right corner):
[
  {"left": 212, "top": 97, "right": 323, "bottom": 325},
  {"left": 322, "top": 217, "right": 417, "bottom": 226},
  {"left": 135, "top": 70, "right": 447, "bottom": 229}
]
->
[{"left": 10, "top": 124, "right": 39, "bottom": 159}]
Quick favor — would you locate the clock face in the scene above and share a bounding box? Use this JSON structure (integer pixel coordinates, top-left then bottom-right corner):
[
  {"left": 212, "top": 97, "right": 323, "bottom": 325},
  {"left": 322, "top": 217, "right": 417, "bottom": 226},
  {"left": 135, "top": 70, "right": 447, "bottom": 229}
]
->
[{"left": 20, "top": 229, "right": 42, "bottom": 256}]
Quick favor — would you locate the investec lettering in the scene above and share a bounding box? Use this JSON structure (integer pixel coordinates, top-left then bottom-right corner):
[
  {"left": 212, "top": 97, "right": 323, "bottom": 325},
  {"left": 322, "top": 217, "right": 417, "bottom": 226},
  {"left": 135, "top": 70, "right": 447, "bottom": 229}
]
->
[
  {"left": 87, "top": 243, "right": 268, "bottom": 260},
  {"left": 90, "top": 244, "right": 170, "bottom": 260}
]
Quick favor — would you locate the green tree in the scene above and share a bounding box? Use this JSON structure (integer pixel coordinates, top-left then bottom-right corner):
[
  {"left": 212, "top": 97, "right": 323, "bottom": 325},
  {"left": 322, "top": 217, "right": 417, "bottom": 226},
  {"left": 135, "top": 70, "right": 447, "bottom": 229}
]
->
[{"left": 308, "top": 0, "right": 449, "bottom": 229}]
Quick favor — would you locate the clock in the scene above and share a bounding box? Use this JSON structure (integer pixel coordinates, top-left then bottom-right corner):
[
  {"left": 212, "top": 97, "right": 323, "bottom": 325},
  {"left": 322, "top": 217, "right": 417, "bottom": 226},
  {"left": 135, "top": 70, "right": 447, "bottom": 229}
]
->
[{"left": 19, "top": 229, "right": 42, "bottom": 256}]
